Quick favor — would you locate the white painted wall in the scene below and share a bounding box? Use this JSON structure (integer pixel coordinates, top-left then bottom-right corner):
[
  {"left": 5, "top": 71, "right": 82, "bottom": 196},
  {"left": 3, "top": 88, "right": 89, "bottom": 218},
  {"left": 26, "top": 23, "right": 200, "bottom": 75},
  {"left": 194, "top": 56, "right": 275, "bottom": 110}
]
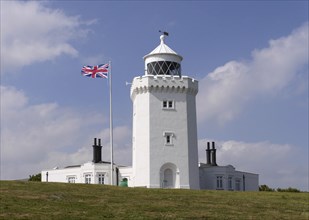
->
[
  {"left": 199, "top": 164, "right": 259, "bottom": 191},
  {"left": 131, "top": 85, "right": 150, "bottom": 187},
  {"left": 131, "top": 75, "right": 200, "bottom": 189},
  {"left": 41, "top": 162, "right": 112, "bottom": 185}
]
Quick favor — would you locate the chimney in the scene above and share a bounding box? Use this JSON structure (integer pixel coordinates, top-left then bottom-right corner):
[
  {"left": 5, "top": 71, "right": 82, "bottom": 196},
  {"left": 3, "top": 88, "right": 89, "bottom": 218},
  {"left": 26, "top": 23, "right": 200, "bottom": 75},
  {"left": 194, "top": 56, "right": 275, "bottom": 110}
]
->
[
  {"left": 211, "top": 141, "right": 217, "bottom": 166},
  {"left": 92, "top": 138, "right": 102, "bottom": 163},
  {"left": 206, "top": 142, "right": 211, "bottom": 165}
]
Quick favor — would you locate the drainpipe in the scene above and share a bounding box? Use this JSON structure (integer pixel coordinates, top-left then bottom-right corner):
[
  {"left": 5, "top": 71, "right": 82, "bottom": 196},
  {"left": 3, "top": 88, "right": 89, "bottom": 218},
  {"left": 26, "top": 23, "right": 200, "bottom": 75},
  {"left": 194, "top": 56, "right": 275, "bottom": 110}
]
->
[{"left": 116, "top": 167, "right": 119, "bottom": 186}]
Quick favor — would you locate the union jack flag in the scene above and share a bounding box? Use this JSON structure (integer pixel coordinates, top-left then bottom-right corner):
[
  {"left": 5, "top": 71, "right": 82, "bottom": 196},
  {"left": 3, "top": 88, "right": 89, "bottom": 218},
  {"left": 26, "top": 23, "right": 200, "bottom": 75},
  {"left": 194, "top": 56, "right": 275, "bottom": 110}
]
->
[{"left": 81, "top": 63, "right": 109, "bottom": 78}]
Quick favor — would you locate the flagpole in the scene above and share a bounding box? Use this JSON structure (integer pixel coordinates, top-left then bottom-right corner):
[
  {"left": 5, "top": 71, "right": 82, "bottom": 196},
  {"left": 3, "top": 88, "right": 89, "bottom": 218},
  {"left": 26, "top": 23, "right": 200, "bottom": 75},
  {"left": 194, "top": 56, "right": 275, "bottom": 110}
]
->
[{"left": 109, "top": 61, "right": 114, "bottom": 186}]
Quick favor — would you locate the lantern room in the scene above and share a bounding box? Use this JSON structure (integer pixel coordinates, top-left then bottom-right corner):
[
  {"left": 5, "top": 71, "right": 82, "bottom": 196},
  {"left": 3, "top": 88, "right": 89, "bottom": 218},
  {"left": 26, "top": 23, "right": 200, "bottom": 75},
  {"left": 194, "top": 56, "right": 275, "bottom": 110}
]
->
[{"left": 143, "top": 34, "right": 183, "bottom": 77}]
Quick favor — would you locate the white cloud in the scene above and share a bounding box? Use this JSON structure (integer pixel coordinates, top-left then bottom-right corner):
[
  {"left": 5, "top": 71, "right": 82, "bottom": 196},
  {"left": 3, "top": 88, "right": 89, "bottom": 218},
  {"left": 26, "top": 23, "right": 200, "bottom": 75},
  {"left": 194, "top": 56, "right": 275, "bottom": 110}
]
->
[
  {"left": 0, "top": 85, "right": 132, "bottom": 180},
  {"left": 0, "top": 86, "right": 106, "bottom": 179},
  {"left": 0, "top": 1, "right": 94, "bottom": 72},
  {"left": 93, "top": 125, "right": 132, "bottom": 165},
  {"left": 198, "top": 139, "right": 308, "bottom": 191},
  {"left": 197, "top": 23, "right": 309, "bottom": 125},
  {"left": 38, "top": 125, "right": 132, "bottom": 172}
]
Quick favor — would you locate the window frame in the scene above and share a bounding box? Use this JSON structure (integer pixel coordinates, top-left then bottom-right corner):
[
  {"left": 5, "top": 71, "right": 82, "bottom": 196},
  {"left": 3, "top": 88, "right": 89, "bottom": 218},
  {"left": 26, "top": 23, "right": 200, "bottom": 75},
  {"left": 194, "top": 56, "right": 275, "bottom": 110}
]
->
[
  {"left": 84, "top": 174, "right": 92, "bottom": 184},
  {"left": 163, "top": 100, "right": 168, "bottom": 108},
  {"left": 162, "top": 100, "right": 175, "bottom": 110},
  {"left": 163, "top": 132, "right": 174, "bottom": 146},
  {"left": 147, "top": 61, "right": 181, "bottom": 76},
  {"left": 228, "top": 176, "right": 233, "bottom": 190},
  {"left": 216, "top": 176, "right": 223, "bottom": 190},
  {"left": 67, "top": 176, "right": 76, "bottom": 183},
  {"left": 235, "top": 179, "right": 241, "bottom": 191},
  {"left": 166, "top": 135, "right": 171, "bottom": 144},
  {"left": 98, "top": 173, "right": 105, "bottom": 184}
]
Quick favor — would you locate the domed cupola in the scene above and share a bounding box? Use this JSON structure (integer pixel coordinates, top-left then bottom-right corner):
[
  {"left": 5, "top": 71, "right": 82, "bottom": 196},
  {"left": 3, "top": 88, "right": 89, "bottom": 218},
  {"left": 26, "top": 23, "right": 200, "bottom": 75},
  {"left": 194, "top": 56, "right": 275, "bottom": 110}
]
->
[{"left": 143, "top": 34, "right": 183, "bottom": 77}]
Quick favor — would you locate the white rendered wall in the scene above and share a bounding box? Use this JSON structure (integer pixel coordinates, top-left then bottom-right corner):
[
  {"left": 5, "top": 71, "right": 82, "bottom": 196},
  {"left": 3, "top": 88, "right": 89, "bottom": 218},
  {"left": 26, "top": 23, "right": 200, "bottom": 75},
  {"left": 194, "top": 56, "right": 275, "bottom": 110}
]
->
[
  {"left": 131, "top": 75, "right": 200, "bottom": 189},
  {"left": 41, "top": 162, "right": 112, "bottom": 185},
  {"left": 42, "top": 167, "right": 82, "bottom": 183},
  {"left": 236, "top": 171, "right": 259, "bottom": 191},
  {"left": 199, "top": 164, "right": 259, "bottom": 191},
  {"left": 131, "top": 88, "right": 150, "bottom": 187},
  {"left": 186, "top": 90, "right": 200, "bottom": 189}
]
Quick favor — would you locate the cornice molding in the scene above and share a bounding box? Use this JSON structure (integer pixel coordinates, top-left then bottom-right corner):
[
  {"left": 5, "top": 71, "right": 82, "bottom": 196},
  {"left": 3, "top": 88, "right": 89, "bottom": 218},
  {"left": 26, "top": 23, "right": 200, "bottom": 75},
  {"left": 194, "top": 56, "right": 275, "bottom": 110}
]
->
[{"left": 131, "top": 84, "right": 198, "bottom": 100}]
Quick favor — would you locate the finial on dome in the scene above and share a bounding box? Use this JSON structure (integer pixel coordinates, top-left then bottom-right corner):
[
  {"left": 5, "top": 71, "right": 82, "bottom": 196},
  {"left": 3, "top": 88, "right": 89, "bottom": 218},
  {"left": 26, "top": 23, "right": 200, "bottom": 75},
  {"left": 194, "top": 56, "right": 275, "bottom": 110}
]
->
[
  {"left": 159, "top": 30, "right": 169, "bottom": 44},
  {"left": 160, "top": 35, "right": 165, "bottom": 44}
]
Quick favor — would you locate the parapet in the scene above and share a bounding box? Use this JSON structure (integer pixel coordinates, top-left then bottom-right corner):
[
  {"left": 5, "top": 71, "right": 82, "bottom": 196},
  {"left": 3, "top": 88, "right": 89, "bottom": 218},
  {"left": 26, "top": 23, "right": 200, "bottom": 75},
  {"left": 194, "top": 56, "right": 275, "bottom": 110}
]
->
[{"left": 130, "top": 75, "right": 198, "bottom": 100}]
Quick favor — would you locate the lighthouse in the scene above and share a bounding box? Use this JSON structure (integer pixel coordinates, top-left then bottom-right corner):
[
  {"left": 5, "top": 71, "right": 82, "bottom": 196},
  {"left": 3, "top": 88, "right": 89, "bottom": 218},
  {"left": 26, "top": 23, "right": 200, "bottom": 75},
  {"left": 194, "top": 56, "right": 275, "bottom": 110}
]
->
[
  {"left": 130, "top": 33, "right": 200, "bottom": 189},
  {"left": 41, "top": 34, "right": 259, "bottom": 191}
]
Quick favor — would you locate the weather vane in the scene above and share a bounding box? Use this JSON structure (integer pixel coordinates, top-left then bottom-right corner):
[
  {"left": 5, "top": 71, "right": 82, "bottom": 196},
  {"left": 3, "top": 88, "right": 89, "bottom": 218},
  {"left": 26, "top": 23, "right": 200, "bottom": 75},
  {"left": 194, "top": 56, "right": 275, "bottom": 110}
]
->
[{"left": 159, "top": 30, "right": 169, "bottom": 36}]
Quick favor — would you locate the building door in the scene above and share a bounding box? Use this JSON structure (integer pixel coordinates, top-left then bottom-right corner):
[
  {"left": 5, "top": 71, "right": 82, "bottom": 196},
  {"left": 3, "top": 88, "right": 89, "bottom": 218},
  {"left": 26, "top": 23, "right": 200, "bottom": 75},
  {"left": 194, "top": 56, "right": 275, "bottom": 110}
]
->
[{"left": 163, "top": 168, "right": 174, "bottom": 188}]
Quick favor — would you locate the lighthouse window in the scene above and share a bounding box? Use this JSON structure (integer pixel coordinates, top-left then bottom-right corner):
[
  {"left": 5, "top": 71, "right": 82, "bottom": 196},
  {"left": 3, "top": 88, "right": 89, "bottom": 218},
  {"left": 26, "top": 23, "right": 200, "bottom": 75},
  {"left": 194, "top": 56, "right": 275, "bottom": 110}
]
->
[
  {"left": 166, "top": 135, "right": 171, "bottom": 144},
  {"left": 163, "top": 132, "right": 174, "bottom": 146},
  {"left": 163, "top": 101, "right": 167, "bottom": 108},
  {"left": 168, "top": 101, "right": 173, "bottom": 108},
  {"left": 147, "top": 61, "right": 181, "bottom": 76},
  {"left": 162, "top": 100, "right": 174, "bottom": 109}
]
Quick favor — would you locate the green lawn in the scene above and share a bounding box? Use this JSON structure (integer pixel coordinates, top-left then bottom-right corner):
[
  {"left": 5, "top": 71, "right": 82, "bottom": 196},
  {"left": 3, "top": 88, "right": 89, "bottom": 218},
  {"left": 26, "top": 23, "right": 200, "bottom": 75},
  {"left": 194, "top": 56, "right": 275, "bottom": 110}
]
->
[{"left": 0, "top": 181, "right": 308, "bottom": 219}]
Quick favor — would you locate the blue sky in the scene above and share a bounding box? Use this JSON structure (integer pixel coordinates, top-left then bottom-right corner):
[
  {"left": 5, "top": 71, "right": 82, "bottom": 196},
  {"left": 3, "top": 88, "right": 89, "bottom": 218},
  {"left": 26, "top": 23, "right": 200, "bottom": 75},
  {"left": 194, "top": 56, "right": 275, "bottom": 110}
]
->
[{"left": 1, "top": 1, "right": 308, "bottom": 190}]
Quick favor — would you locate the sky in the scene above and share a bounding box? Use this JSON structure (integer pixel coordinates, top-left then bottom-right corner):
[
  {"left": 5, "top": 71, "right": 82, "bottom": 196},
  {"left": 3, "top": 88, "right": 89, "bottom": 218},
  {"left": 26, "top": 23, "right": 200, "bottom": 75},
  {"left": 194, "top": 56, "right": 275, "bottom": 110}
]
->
[{"left": 1, "top": 1, "right": 308, "bottom": 191}]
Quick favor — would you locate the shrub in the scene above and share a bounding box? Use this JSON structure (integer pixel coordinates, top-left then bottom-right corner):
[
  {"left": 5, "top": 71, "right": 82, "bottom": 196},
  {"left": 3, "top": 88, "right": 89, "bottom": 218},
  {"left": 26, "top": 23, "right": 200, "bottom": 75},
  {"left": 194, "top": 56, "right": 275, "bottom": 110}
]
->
[
  {"left": 28, "top": 173, "right": 41, "bottom": 181},
  {"left": 259, "top": 184, "right": 275, "bottom": 192},
  {"left": 277, "top": 187, "right": 300, "bottom": 193}
]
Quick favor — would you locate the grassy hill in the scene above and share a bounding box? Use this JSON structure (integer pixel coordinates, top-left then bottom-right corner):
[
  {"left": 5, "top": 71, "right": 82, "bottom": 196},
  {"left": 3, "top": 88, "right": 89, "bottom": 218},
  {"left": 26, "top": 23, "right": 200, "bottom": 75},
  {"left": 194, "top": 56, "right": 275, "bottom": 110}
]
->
[{"left": 0, "top": 181, "right": 308, "bottom": 219}]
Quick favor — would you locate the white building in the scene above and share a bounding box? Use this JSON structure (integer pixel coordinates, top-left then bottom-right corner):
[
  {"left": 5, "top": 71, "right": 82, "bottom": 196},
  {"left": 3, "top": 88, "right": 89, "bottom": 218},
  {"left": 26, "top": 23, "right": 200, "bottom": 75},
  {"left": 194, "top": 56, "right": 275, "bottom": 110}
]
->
[
  {"left": 42, "top": 138, "right": 117, "bottom": 185},
  {"left": 41, "top": 34, "right": 258, "bottom": 191},
  {"left": 199, "top": 142, "right": 259, "bottom": 191}
]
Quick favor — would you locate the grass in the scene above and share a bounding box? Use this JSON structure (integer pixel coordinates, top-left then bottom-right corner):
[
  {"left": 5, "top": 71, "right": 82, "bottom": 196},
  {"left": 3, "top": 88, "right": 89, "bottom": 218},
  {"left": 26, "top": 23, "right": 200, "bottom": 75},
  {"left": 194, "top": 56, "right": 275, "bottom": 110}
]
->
[{"left": 0, "top": 181, "right": 308, "bottom": 219}]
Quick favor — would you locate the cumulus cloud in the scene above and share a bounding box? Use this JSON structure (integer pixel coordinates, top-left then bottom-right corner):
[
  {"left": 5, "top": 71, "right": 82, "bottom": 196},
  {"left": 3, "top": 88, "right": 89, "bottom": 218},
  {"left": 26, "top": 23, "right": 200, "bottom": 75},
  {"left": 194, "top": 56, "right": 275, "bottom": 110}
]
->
[
  {"left": 198, "top": 139, "right": 308, "bottom": 191},
  {"left": 0, "top": 86, "right": 131, "bottom": 180},
  {"left": 197, "top": 23, "right": 308, "bottom": 124},
  {"left": 96, "top": 126, "right": 132, "bottom": 166},
  {"left": 0, "top": 1, "right": 94, "bottom": 72}
]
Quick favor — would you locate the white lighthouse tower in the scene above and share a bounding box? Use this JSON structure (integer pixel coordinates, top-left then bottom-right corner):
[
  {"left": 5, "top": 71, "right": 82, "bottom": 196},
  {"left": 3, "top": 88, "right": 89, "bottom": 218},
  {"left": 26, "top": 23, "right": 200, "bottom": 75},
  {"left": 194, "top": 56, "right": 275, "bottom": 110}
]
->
[{"left": 130, "top": 33, "right": 200, "bottom": 189}]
